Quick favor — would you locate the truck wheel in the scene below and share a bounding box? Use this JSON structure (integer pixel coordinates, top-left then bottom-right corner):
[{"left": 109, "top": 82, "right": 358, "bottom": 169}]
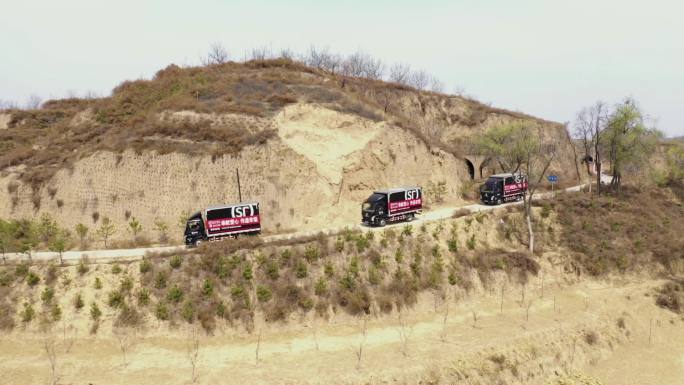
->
[
  {"left": 379, "top": 218, "right": 387, "bottom": 227},
  {"left": 407, "top": 213, "right": 415, "bottom": 222},
  {"left": 496, "top": 198, "right": 503, "bottom": 205},
  {"left": 194, "top": 239, "right": 203, "bottom": 247}
]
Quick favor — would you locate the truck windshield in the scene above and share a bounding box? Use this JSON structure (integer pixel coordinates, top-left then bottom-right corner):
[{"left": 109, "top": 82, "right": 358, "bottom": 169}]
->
[
  {"left": 481, "top": 178, "right": 502, "bottom": 192},
  {"left": 186, "top": 221, "right": 201, "bottom": 232},
  {"left": 362, "top": 202, "right": 372, "bottom": 211}
]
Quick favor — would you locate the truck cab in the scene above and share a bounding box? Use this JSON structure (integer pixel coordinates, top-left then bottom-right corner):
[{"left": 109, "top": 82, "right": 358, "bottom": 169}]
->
[
  {"left": 480, "top": 173, "right": 527, "bottom": 205},
  {"left": 362, "top": 187, "right": 422, "bottom": 227},
  {"left": 362, "top": 192, "right": 388, "bottom": 226},
  {"left": 184, "top": 212, "right": 206, "bottom": 246}
]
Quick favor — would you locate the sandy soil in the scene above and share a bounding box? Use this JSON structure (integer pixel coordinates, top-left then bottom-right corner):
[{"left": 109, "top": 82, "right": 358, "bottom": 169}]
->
[{"left": 2, "top": 271, "right": 679, "bottom": 385}]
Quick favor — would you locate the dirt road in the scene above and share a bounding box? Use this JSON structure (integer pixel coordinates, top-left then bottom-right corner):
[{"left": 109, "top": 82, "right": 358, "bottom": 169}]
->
[{"left": 2, "top": 176, "right": 610, "bottom": 264}]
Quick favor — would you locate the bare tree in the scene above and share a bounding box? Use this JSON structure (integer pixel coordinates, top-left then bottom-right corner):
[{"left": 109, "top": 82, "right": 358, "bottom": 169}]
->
[
  {"left": 248, "top": 46, "right": 272, "bottom": 61},
  {"left": 409, "top": 70, "right": 430, "bottom": 90},
  {"left": 43, "top": 338, "right": 59, "bottom": 385},
  {"left": 203, "top": 43, "right": 229, "bottom": 65},
  {"left": 305, "top": 45, "right": 342, "bottom": 74},
  {"left": 278, "top": 48, "right": 296, "bottom": 60},
  {"left": 115, "top": 329, "right": 132, "bottom": 367},
  {"left": 428, "top": 76, "right": 445, "bottom": 93},
  {"left": 26, "top": 94, "right": 43, "bottom": 109},
  {"left": 255, "top": 329, "right": 262, "bottom": 366},
  {"left": 574, "top": 102, "right": 608, "bottom": 194},
  {"left": 341, "top": 50, "right": 384, "bottom": 79},
  {"left": 187, "top": 328, "right": 200, "bottom": 383},
  {"left": 389, "top": 63, "right": 412, "bottom": 85},
  {"left": 352, "top": 315, "right": 368, "bottom": 370},
  {"left": 397, "top": 311, "right": 414, "bottom": 356},
  {"left": 563, "top": 122, "right": 583, "bottom": 187}
]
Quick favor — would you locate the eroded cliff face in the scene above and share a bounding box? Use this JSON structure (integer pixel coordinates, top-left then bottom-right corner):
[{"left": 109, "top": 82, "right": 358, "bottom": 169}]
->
[{"left": 0, "top": 104, "right": 471, "bottom": 243}]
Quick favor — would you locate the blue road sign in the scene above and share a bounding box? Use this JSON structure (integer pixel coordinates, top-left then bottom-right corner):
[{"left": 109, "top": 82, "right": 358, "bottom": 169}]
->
[{"left": 547, "top": 175, "right": 558, "bottom": 182}]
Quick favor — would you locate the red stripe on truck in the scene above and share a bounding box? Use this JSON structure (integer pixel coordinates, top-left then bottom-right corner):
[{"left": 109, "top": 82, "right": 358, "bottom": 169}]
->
[
  {"left": 207, "top": 215, "right": 261, "bottom": 234},
  {"left": 389, "top": 198, "right": 422, "bottom": 214}
]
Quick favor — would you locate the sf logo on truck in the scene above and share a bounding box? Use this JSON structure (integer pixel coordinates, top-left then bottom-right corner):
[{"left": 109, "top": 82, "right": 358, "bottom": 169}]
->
[
  {"left": 232, "top": 204, "right": 257, "bottom": 218},
  {"left": 405, "top": 189, "right": 420, "bottom": 200}
]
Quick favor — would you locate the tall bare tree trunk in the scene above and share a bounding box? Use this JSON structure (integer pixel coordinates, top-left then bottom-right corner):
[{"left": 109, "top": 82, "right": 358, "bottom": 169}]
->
[{"left": 525, "top": 197, "right": 534, "bottom": 253}]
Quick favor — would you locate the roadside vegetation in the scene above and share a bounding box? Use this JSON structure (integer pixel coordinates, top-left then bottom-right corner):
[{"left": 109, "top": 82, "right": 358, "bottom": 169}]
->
[
  {"left": 2, "top": 174, "right": 682, "bottom": 334},
  {"left": 0, "top": 210, "right": 542, "bottom": 333}
]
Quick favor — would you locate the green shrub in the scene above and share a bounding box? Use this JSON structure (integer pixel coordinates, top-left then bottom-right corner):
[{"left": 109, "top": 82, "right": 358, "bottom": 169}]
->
[
  {"left": 368, "top": 266, "right": 381, "bottom": 285},
  {"left": 90, "top": 302, "right": 102, "bottom": 320},
  {"left": 314, "top": 277, "right": 328, "bottom": 296},
  {"left": 108, "top": 290, "right": 125, "bottom": 308},
  {"left": 155, "top": 271, "right": 168, "bottom": 289},
  {"left": 20, "top": 302, "right": 35, "bottom": 323},
  {"left": 348, "top": 256, "right": 360, "bottom": 277},
  {"left": 304, "top": 245, "right": 320, "bottom": 262},
  {"left": 295, "top": 260, "right": 308, "bottom": 278},
  {"left": 74, "top": 293, "right": 84, "bottom": 310},
  {"left": 111, "top": 264, "right": 122, "bottom": 274},
  {"left": 41, "top": 287, "right": 55, "bottom": 304},
  {"left": 402, "top": 225, "right": 413, "bottom": 236},
  {"left": 94, "top": 277, "right": 103, "bottom": 290},
  {"left": 15, "top": 263, "right": 29, "bottom": 278},
  {"left": 395, "top": 249, "right": 404, "bottom": 264},
  {"left": 119, "top": 275, "right": 134, "bottom": 293},
  {"left": 280, "top": 249, "right": 292, "bottom": 266},
  {"left": 324, "top": 261, "right": 334, "bottom": 278},
  {"left": 448, "top": 270, "right": 458, "bottom": 285},
  {"left": 216, "top": 301, "right": 227, "bottom": 318},
  {"left": 0, "top": 270, "right": 13, "bottom": 287},
  {"left": 51, "top": 304, "right": 62, "bottom": 322},
  {"left": 231, "top": 285, "right": 245, "bottom": 300},
  {"left": 256, "top": 285, "right": 272, "bottom": 302},
  {"left": 265, "top": 259, "right": 279, "bottom": 280},
  {"left": 77, "top": 258, "right": 90, "bottom": 275},
  {"left": 167, "top": 285, "right": 183, "bottom": 303},
  {"left": 447, "top": 238, "right": 458, "bottom": 253},
  {"left": 355, "top": 236, "right": 370, "bottom": 253},
  {"left": 155, "top": 302, "right": 169, "bottom": 320},
  {"left": 466, "top": 234, "right": 476, "bottom": 250},
  {"left": 45, "top": 264, "right": 59, "bottom": 285},
  {"left": 299, "top": 296, "right": 314, "bottom": 311},
  {"left": 339, "top": 271, "right": 356, "bottom": 290},
  {"left": 26, "top": 271, "right": 40, "bottom": 286},
  {"left": 181, "top": 301, "right": 195, "bottom": 323},
  {"left": 169, "top": 255, "right": 183, "bottom": 269},
  {"left": 201, "top": 279, "right": 214, "bottom": 297},
  {"left": 137, "top": 288, "right": 150, "bottom": 306},
  {"left": 242, "top": 263, "right": 253, "bottom": 281},
  {"left": 255, "top": 252, "right": 267, "bottom": 267},
  {"left": 139, "top": 258, "right": 152, "bottom": 274}
]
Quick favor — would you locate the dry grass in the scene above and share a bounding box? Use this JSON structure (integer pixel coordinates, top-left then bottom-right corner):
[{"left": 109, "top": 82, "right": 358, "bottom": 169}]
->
[{"left": 553, "top": 186, "right": 684, "bottom": 275}]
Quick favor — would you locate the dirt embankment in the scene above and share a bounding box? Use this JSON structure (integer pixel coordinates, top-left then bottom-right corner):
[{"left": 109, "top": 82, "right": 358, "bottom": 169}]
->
[
  {"left": 1, "top": 264, "right": 681, "bottom": 385},
  {"left": 0, "top": 103, "right": 470, "bottom": 243}
]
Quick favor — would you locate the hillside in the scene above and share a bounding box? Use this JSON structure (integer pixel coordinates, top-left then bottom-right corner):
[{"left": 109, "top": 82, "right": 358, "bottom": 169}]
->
[
  {"left": 1, "top": 185, "right": 683, "bottom": 384},
  {"left": 0, "top": 59, "right": 575, "bottom": 243}
]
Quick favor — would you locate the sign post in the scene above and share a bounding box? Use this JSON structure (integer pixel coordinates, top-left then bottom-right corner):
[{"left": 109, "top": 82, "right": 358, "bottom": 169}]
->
[{"left": 547, "top": 175, "right": 558, "bottom": 194}]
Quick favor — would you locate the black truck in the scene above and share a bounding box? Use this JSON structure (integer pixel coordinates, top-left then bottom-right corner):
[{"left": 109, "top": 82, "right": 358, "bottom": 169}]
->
[
  {"left": 184, "top": 202, "right": 261, "bottom": 246},
  {"left": 479, "top": 173, "right": 528, "bottom": 205},
  {"left": 362, "top": 187, "right": 422, "bottom": 227}
]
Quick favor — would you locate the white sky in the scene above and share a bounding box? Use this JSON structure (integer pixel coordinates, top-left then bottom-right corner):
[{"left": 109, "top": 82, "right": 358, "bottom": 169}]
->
[{"left": 1, "top": 0, "right": 682, "bottom": 136}]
